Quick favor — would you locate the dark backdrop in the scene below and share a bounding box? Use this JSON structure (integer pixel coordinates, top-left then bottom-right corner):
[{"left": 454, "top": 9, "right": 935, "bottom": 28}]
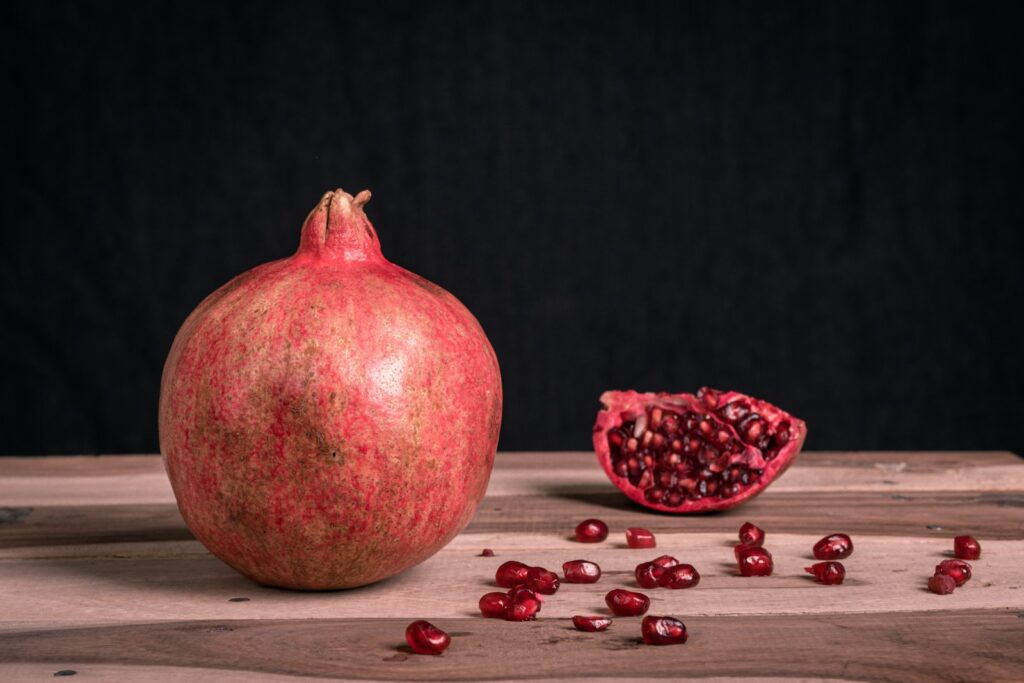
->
[{"left": 2, "top": 1, "right": 1022, "bottom": 455}]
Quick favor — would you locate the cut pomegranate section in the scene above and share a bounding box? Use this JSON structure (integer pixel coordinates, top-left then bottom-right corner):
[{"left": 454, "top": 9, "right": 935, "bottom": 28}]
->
[
  {"left": 563, "top": 560, "right": 602, "bottom": 583},
  {"left": 594, "top": 388, "right": 806, "bottom": 512},
  {"left": 625, "top": 528, "right": 657, "bottom": 548},
  {"left": 954, "top": 535, "right": 981, "bottom": 560},
  {"left": 405, "top": 620, "right": 451, "bottom": 655},
  {"left": 641, "top": 616, "right": 688, "bottom": 645},
  {"left": 572, "top": 615, "right": 612, "bottom": 632}
]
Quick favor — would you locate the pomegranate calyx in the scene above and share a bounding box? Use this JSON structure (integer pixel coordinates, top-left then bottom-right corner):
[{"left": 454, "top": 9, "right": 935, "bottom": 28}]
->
[{"left": 299, "top": 188, "right": 382, "bottom": 261}]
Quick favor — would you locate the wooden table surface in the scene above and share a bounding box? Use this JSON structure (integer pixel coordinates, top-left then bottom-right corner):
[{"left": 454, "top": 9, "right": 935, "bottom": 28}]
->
[{"left": 0, "top": 451, "right": 1022, "bottom": 682}]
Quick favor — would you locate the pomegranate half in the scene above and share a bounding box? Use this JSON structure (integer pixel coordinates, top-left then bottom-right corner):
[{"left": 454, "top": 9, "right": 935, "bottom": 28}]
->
[
  {"left": 593, "top": 388, "right": 805, "bottom": 512},
  {"left": 159, "top": 189, "right": 502, "bottom": 589}
]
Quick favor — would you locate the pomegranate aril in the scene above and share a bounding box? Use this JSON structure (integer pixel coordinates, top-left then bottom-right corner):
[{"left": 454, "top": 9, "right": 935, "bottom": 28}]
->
[
  {"left": 935, "top": 559, "right": 972, "bottom": 586},
  {"left": 480, "top": 548, "right": 494, "bottom": 557},
  {"left": 641, "top": 616, "right": 688, "bottom": 645},
  {"left": 635, "top": 562, "right": 664, "bottom": 589},
  {"left": 563, "top": 560, "right": 602, "bottom": 583},
  {"left": 605, "top": 589, "right": 650, "bottom": 616},
  {"left": 526, "top": 566, "right": 561, "bottom": 595},
  {"left": 718, "top": 400, "right": 751, "bottom": 424},
  {"left": 479, "top": 592, "right": 511, "bottom": 618},
  {"left": 506, "top": 587, "right": 542, "bottom": 621},
  {"left": 737, "top": 546, "right": 773, "bottom": 576},
  {"left": 572, "top": 615, "right": 612, "bottom": 632},
  {"left": 953, "top": 535, "right": 981, "bottom": 560},
  {"left": 658, "top": 563, "right": 700, "bottom": 589},
  {"left": 738, "top": 522, "right": 765, "bottom": 548},
  {"left": 495, "top": 560, "right": 530, "bottom": 588},
  {"left": 813, "top": 533, "right": 854, "bottom": 560},
  {"left": 928, "top": 574, "right": 956, "bottom": 595},
  {"left": 805, "top": 561, "right": 845, "bottom": 585},
  {"left": 575, "top": 518, "right": 609, "bottom": 543},
  {"left": 626, "top": 527, "right": 657, "bottom": 548},
  {"left": 651, "top": 554, "right": 679, "bottom": 568},
  {"left": 405, "top": 620, "right": 451, "bottom": 655}
]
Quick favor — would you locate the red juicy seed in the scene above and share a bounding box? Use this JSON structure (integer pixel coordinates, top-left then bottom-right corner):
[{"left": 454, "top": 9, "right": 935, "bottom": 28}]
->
[
  {"left": 479, "top": 592, "right": 511, "bottom": 618},
  {"left": 405, "top": 620, "right": 451, "bottom": 655},
  {"left": 738, "top": 522, "right": 765, "bottom": 547},
  {"left": 527, "top": 567, "right": 561, "bottom": 595},
  {"left": 605, "top": 589, "right": 651, "bottom": 616},
  {"left": 563, "top": 560, "right": 602, "bottom": 583},
  {"left": 697, "top": 386, "right": 720, "bottom": 409},
  {"left": 935, "top": 559, "right": 972, "bottom": 587},
  {"left": 480, "top": 548, "right": 495, "bottom": 557},
  {"left": 495, "top": 560, "right": 530, "bottom": 588},
  {"left": 658, "top": 564, "right": 700, "bottom": 589},
  {"left": 928, "top": 574, "right": 956, "bottom": 595},
  {"left": 634, "top": 562, "right": 664, "bottom": 589},
  {"left": 737, "top": 547, "right": 773, "bottom": 576},
  {"left": 718, "top": 400, "right": 751, "bottom": 424},
  {"left": 813, "top": 533, "right": 854, "bottom": 560},
  {"left": 506, "top": 587, "right": 541, "bottom": 621},
  {"left": 953, "top": 535, "right": 981, "bottom": 560},
  {"left": 626, "top": 527, "right": 657, "bottom": 548},
  {"left": 572, "top": 615, "right": 612, "bottom": 632},
  {"left": 805, "top": 561, "right": 845, "bottom": 585},
  {"left": 575, "top": 518, "right": 609, "bottom": 543},
  {"left": 651, "top": 554, "right": 679, "bottom": 568},
  {"left": 641, "top": 616, "right": 688, "bottom": 645}
]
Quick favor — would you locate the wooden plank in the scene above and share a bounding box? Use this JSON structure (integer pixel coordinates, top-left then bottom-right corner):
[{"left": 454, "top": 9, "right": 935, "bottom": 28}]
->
[
  {"left": 0, "top": 611, "right": 1021, "bottom": 682},
  {"left": 0, "top": 533, "right": 1019, "bottom": 626}
]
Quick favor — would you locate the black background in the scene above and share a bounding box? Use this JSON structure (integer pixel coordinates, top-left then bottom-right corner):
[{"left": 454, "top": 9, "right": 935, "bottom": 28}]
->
[{"left": 2, "top": 1, "right": 1022, "bottom": 456}]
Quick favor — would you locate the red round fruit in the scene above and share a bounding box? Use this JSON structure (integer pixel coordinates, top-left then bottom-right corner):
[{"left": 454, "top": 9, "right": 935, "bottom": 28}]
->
[
  {"left": 813, "top": 533, "right": 854, "bottom": 560},
  {"left": 658, "top": 564, "right": 700, "bottom": 589},
  {"left": 572, "top": 615, "right": 612, "bottom": 632},
  {"left": 935, "top": 559, "right": 972, "bottom": 587},
  {"left": 563, "top": 560, "right": 602, "bottom": 583},
  {"left": 738, "top": 522, "right": 765, "bottom": 547},
  {"left": 495, "top": 560, "right": 530, "bottom": 588},
  {"left": 626, "top": 527, "right": 657, "bottom": 548},
  {"left": 593, "top": 388, "right": 806, "bottom": 513},
  {"left": 605, "top": 589, "right": 651, "bottom": 616},
  {"left": 526, "top": 567, "right": 561, "bottom": 595},
  {"left": 159, "top": 190, "right": 502, "bottom": 590},
  {"left": 575, "top": 518, "right": 609, "bottom": 543},
  {"left": 805, "top": 561, "right": 845, "bottom": 585},
  {"left": 507, "top": 587, "right": 542, "bottom": 621},
  {"left": 641, "top": 616, "right": 688, "bottom": 645},
  {"left": 953, "top": 535, "right": 981, "bottom": 560},
  {"left": 635, "top": 562, "right": 665, "bottom": 589},
  {"left": 737, "top": 547, "right": 773, "bottom": 576},
  {"left": 928, "top": 574, "right": 956, "bottom": 595},
  {"left": 479, "top": 592, "right": 511, "bottom": 618},
  {"left": 405, "top": 620, "right": 451, "bottom": 655}
]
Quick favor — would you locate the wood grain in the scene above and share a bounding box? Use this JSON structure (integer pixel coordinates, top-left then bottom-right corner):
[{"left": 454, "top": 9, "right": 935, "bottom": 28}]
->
[{"left": 0, "top": 451, "right": 1021, "bottom": 681}]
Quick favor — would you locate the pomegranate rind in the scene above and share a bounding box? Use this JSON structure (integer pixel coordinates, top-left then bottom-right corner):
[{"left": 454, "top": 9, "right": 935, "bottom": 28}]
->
[{"left": 593, "top": 389, "right": 806, "bottom": 513}]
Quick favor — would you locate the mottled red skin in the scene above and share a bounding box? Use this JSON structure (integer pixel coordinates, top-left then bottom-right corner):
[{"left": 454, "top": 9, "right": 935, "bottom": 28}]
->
[
  {"left": 593, "top": 389, "right": 806, "bottom": 513},
  {"left": 158, "top": 189, "right": 502, "bottom": 590}
]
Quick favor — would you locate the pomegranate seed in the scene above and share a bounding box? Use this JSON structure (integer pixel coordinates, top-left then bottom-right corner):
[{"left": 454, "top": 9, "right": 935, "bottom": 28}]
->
[
  {"left": 626, "top": 527, "right": 657, "bottom": 548},
  {"left": 641, "top": 615, "right": 688, "bottom": 645},
  {"left": 495, "top": 560, "right": 530, "bottom": 588},
  {"left": 953, "top": 535, "right": 981, "bottom": 560},
  {"left": 480, "top": 548, "right": 495, "bottom": 557},
  {"left": 575, "top": 518, "right": 609, "bottom": 543},
  {"left": 506, "top": 587, "right": 542, "bottom": 621},
  {"left": 928, "top": 574, "right": 956, "bottom": 595},
  {"left": 634, "top": 562, "right": 664, "bottom": 588},
  {"left": 527, "top": 566, "right": 561, "bottom": 595},
  {"left": 733, "top": 543, "right": 752, "bottom": 561},
  {"left": 737, "top": 547, "right": 773, "bottom": 576},
  {"left": 563, "top": 559, "right": 602, "bottom": 583},
  {"left": 605, "top": 589, "right": 651, "bottom": 616},
  {"left": 405, "top": 620, "right": 450, "bottom": 655},
  {"left": 812, "top": 533, "right": 853, "bottom": 560},
  {"left": 738, "top": 522, "right": 765, "bottom": 547},
  {"left": 658, "top": 563, "right": 700, "bottom": 589},
  {"left": 697, "top": 386, "right": 720, "bottom": 409},
  {"left": 572, "top": 615, "right": 612, "bottom": 632},
  {"left": 805, "top": 561, "right": 845, "bottom": 585},
  {"left": 651, "top": 554, "right": 679, "bottom": 568},
  {"left": 479, "top": 592, "right": 511, "bottom": 618},
  {"left": 935, "top": 559, "right": 972, "bottom": 587}
]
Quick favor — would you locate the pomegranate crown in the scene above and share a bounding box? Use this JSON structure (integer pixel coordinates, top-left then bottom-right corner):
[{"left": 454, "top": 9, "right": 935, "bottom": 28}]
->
[{"left": 298, "top": 188, "right": 382, "bottom": 261}]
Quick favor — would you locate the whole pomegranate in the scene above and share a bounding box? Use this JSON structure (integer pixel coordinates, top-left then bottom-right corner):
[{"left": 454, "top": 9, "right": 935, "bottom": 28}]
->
[
  {"left": 593, "top": 387, "right": 805, "bottom": 512},
  {"left": 159, "top": 189, "right": 502, "bottom": 589}
]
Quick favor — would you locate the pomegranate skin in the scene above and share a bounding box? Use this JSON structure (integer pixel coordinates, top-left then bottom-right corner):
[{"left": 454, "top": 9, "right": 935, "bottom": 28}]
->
[{"left": 158, "top": 189, "right": 502, "bottom": 590}]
